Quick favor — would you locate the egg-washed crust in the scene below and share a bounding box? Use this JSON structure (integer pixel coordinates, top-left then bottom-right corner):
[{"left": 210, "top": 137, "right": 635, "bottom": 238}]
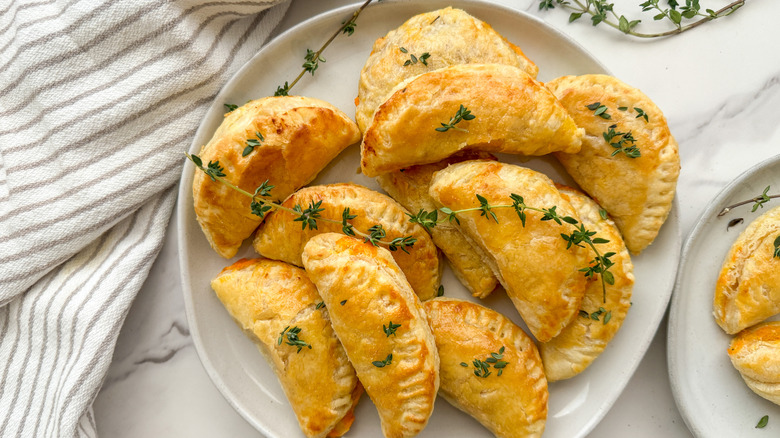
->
[
  {"left": 376, "top": 151, "right": 499, "bottom": 298},
  {"left": 428, "top": 161, "right": 588, "bottom": 342},
  {"left": 360, "top": 64, "right": 583, "bottom": 177},
  {"left": 547, "top": 74, "right": 680, "bottom": 255},
  {"left": 210, "top": 258, "right": 360, "bottom": 438},
  {"left": 728, "top": 321, "right": 780, "bottom": 405},
  {"left": 355, "top": 6, "right": 538, "bottom": 133},
  {"left": 192, "top": 96, "right": 360, "bottom": 259},
  {"left": 714, "top": 205, "right": 780, "bottom": 334},
  {"left": 301, "top": 234, "right": 440, "bottom": 438},
  {"left": 540, "top": 186, "right": 635, "bottom": 381},
  {"left": 423, "top": 298, "right": 547, "bottom": 438},
  {"left": 253, "top": 183, "right": 442, "bottom": 300}
]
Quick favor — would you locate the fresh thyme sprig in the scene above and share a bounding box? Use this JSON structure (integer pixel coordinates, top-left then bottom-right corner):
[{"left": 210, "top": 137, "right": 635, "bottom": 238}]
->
[
  {"left": 436, "top": 105, "right": 476, "bottom": 133},
  {"left": 718, "top": 186, "right": 780, "bottom": 216},
  {"left": 224, "top": 103, "right": 238, "bottom": 113},
  {"left": 539, "top": 0, "right": 744, "bottom": 38},
  {"left": 273, "top": 0, "right": 375, "bottom": 96},
  {"left": 586, "top": 102, "right": 611, "bottom": 119},
  {"left": 408, "top": 194, "right": 616, "bottom": 302},
  {"left": 187, "top": 153, "right": 416, "bottom": 251},
  {"left": 278, "top": 326, "right": 312, "bottom": 353},
  {"left": 773, "top": 236, "right": 780, "bottom": 259}
]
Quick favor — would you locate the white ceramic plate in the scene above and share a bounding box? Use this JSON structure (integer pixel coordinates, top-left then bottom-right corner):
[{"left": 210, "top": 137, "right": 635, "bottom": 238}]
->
[
  {"left": 669, "top": 154, "right": 780, "bottom": 437},
  {"left": 177, "top": 1, "right": 682, "bottom": 437}
]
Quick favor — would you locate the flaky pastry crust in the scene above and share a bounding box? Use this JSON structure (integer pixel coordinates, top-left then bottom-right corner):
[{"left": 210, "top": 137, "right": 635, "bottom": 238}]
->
[
  {"left": 728, "top": 322, "right": 780, "bottom": 405},
  {"left": 540, "top": 186, "right": 635, "bottom": 381},
  {"left": 253, "top": 183, "right": 441, "bottom": 300},
  {"left": 193, "top": 96, "right": 360, "bottom": 258},
  {"left": 423, "top": 298, "right": 548, "bottom": 438},
  {"left": 355, "top": 6, "right": 538, "bottom": 133},
  {"left": 547, "top": 74, "right": 679, "bottom": 254},
  {"left": 210, "top": 258, "right": 360, "bottom": 438},
  {"left": 376, "top": 151, "right": 499, "bottom": 298},
  {"left": 714, "top": 205, "right": 780, "bottom": 334},
  {"left": 302, "top": 234, "right": 439, "bottom": 438},
  {"left": 360, "top": 64, "right": 583, "bottom": 177},
  {"left": 428, "top": 161, "right": 588, "bottom": 342}
]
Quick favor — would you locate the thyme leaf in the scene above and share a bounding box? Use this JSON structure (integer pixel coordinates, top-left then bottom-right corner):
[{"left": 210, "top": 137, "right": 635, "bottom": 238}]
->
[
  {"left": 372, "top": 353, "right": 393, "bottom": 368},
  {"left": 278, "top": 326, "right": 311, "bottom": 353},
  {"left": 383, "top": 321, "right": 401, "bottom": 337}
]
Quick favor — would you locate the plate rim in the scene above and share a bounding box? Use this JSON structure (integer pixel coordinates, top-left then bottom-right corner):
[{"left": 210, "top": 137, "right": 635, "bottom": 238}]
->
[
  {"left": 667, "top": 153, "right": 780, "bottom": 436},
  {"left": 176, "top": 1, "right": 681, "bottom": 437}
]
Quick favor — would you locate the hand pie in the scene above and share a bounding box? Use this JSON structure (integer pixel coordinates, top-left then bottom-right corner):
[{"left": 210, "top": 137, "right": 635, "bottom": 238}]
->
[
  {"left": 546, "top": 74, "right": 680, "bottom": 254},
  {"left": 428, "top": 161, "right": 589, "bottom": 342},
  {"left": 210, "top": 258, "right": 361, "bottom": 438},
  {"left": 355, "top": 6, "right": 538, "bottom": 133},
  {"left": 253, "top": 183, "right": 442, "bottom": 300},
  {"left": 714, "top": 205, "right": 780, "bottom": 334},
  {"left": 423, "top": 298, "right": 547, "bottom": 438},
  {"left": 302, "top": 233, "right": 439, "bottom": 438},
  {"left": 376, "top": 151, "right": 499, "bottom": 298},
  {"left": 360, "top": 64, "right": 584, "bottom": 177},
  {"left": 728, "top": 322, "right": 780, "bottom": 405},
  {"left": 193, "top": 96, "right": 360, "bottom": 258},
  {"left": 539, "top": 186, "right": 635, "bottom": 381}
]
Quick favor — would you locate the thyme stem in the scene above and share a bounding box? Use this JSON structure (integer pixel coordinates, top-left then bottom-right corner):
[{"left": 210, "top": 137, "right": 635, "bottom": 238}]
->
[
  {"left": 187, "top": 153, "right": 405, "bottom": 247},
  {"left": 718, "top": 195, "right": 780, "bottom": 216},
  {"left": 284, "top": 0, "right": 374, "bottom": 94},
  {"left": 554, "top": 0, "right": 744, "bottom": 38}
]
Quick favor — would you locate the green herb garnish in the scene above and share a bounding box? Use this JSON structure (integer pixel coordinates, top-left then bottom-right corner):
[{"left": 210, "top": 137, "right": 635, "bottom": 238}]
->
[
  {"left": 435, "top": 105, "right": 475, "bottom": 133},
  {"left": 224, "top": 103, "right": 238, "bottom": 113},
  {"left": 468, "top": 346, "right": 508, "bottom": 378},
  {"left": 277, "top": 326, "right": 311, "bottom": 353},
  {"left": 757, "top": 415, "right": 769, "bottom": 428},
  {"left": 773, "top": 235, "right": 780, "bottom": 259},
  {"left": 372, "top": 353, "right": 393, "bottom": 368},
  {"left": 436, "top": 285, "right": 444, "bottom": 297},
  {"left": 718, "top": 185, "right": 779, "bottom": 216},
  {"left": 603, "top": 124, "right": 641, "bottom": 158},
  {"left": 242, "top": 132, "right": 264, "bottom": 157},
  {"left": 586, "top": 102, "right": 611, "bottom": 119},
  {"left": 539, "top": 0, "right": 744, "bottom": 39},
  {"left": 383, "top": 321, "right": 402, "bottom": 337}
]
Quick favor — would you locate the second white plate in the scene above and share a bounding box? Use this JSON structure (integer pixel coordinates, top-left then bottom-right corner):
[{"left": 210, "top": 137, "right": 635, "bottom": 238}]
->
[{"left": 669, "top": 154, "right": 780, "bottom": 437}]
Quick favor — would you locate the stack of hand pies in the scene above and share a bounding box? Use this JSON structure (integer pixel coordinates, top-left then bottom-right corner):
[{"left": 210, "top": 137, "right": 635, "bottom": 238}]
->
[{"left": 192, "top": 7, "right": 680, "bottom": 438}]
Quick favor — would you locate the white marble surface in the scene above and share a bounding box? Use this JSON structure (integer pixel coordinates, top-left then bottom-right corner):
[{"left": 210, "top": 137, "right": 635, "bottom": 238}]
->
[{"left": 94, "top": 0, "right": 780, "bottom": 436}]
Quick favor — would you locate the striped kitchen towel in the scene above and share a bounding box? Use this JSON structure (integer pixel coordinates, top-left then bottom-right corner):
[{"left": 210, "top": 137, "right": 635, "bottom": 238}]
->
[{"left": 0, "top": 0, "right": 290, "bottom": 436}]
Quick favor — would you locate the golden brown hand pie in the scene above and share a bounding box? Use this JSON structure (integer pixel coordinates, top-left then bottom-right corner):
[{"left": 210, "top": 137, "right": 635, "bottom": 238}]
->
[
  {"left": 355, "top": 6, "right": 538, "bottom": 133},
  {"left": 539, "top": 186, "right": 635, "bottom": 381},
  {"left": 376, "top": 151, "right": 499, "bottom": 298},
  {"left": 714, "top": 205, "right": 780, "bottom": 334},
  {"left": 302, "top": 233, "right": 439, "bottom": 438},
  {"left": 210, "top": 258, "right": 361, "bottom": 438},
  {"left": 360, "top": 64, "right": 584, "bottom": 177},
  {"left": 428, "top": 161, "right": 589, "bottom": 342},
  {"left": 728, "top": 322, "right": 780, "bottom": 405},
  {"left": 192, "top": 96, "right": 360, "bottom": 258},
  {"left": 546, "top": 74, "right": 680, "bottom": 254},
  {"left": 253, "top": 183, "right": 441, "bottom": 300},
  {"left": 423, "top": 298, "right": 548, "bottom": 438}
]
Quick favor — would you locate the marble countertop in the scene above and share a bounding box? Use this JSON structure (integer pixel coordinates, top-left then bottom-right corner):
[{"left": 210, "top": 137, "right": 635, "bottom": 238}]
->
[{"left": 94, "top": 0, "right": 780, "bottom": 436}]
